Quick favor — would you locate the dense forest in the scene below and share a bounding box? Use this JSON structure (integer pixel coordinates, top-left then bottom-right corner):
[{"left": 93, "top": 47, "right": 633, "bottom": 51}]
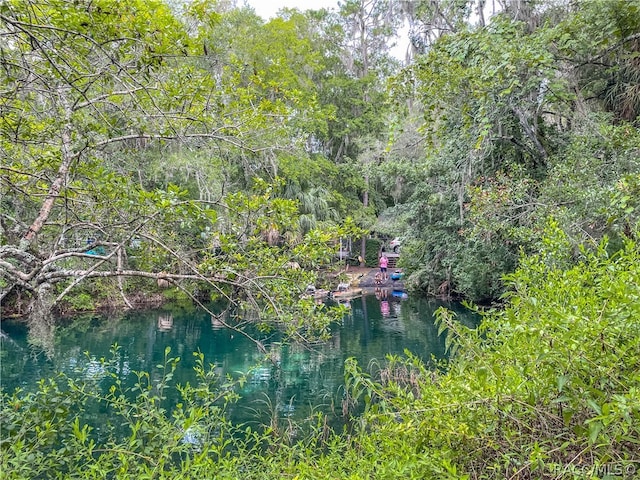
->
[{"left": 1, "top": 0, "right": 639, "bottom": 478}]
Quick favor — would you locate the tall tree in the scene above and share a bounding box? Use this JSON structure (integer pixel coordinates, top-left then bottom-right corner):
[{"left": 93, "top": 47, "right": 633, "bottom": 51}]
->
[
  {"left": 386, "top": 0, "right": 640, "bottom": 301},
  {"left": 322, "top": 0, "right": 403, "bottom": 262},
  {"left": 0, "top": 0, "right": 347, "bottom": 344}
]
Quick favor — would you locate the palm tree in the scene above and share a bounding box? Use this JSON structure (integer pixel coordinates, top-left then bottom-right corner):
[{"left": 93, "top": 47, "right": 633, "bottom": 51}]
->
[{"left": 284, "top": 182, "right": 340, "bottom": 235}]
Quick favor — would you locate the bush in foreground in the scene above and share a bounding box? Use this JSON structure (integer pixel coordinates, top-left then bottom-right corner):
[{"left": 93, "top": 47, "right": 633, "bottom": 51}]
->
[{"left": 2, "top": 229, "right": 639, "bottom": 478}]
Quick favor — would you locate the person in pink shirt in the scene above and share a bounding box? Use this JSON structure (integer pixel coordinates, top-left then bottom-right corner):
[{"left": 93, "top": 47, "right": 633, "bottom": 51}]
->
[{"left": 379, "top": 254, "right": 389, "bottom": 281}]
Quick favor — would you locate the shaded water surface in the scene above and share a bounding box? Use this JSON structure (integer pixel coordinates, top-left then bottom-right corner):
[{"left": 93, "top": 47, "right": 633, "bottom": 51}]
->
[{"left": 1, "top": 295, "right": 478, "bottom": 426}]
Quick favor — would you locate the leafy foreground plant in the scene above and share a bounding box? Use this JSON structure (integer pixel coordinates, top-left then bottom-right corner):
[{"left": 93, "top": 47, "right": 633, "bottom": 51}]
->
[
  {"left": 2, "top": 229, "right": 640, "bottom": 479},
  {"left": 343, "top": 229, "right": 640, "bottom": 479},
  {"left": 0, "top": 343, "right": 362, "bottom": 480}
]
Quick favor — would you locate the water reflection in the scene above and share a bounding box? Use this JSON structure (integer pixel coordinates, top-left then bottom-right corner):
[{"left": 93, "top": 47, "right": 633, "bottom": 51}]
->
[
  {"left": 375, "top": 288, "right": 392, "bottom": 317},
  {"left": 210, "top": 313, "right": 225, "bottom": 330},
  {"left": 157, "top": 313, "right": 174, "bottom": 332},
  {"left": 1, "top": 296, "right": 479, "bottom": 426}
]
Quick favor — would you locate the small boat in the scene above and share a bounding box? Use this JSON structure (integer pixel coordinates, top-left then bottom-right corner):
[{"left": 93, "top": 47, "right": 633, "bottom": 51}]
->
[
  {"left": 390, "top": 270, "right": 403, "bottom": 281},
  {"left": 302, "top": 285, "right": 329, "bottom": 300}
]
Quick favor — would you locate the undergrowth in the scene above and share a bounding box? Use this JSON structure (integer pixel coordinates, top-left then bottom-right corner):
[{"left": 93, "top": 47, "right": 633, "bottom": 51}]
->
[{"left": 2, "top": 229, "right": 639, "bottom": 479}]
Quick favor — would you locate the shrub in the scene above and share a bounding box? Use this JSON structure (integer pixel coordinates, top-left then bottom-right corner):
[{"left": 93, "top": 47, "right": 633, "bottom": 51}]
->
[
  {"left": 365, "top": 238, "right": 382, "bottom": 267},
  {"left": 344, "top": 228, "right": 640, "bottom": 477},
  {"left": 66, "top": 292, "right": 95, "bottom": 311}
]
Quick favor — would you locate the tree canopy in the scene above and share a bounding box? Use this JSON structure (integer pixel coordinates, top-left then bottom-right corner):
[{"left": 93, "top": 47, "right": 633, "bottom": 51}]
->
[
  {"left": 2, "top": 0, "right": 640, "bottom": 478},
  {"left": 1, "top": 0, "right": 639, "bottom": 321}
]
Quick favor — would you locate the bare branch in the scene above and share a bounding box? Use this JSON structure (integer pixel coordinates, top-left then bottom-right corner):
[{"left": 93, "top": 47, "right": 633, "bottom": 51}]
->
[
  {"left": 0, "top": 259, "right": 33, "bottom": 283},
  {"left": 170, "top": 282, "right": 267, "bottom": 355},
  {"left": 75, "top": 87, "right": 154, "bottom": 110}
]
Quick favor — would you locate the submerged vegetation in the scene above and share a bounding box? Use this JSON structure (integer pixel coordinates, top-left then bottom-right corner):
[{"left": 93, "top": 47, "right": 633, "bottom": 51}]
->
[{"left": 2, "top": 0, "right": 640, "bottom": 477}]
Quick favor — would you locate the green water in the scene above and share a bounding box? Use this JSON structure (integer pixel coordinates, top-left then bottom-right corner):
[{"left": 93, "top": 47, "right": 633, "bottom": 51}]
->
[{"left": 1, "top": 295, "right": 477, "bottom": 426}]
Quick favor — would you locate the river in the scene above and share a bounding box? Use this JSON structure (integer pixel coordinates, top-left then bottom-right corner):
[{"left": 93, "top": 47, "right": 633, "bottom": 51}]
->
[{"left": 1, "top": 294, "right": 478, "bottom": 428}]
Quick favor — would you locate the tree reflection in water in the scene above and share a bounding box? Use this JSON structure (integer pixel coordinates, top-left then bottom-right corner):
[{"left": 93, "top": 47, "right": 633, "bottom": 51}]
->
[{"left": 1, "top": 296, "right": 479, "bottom": 426}]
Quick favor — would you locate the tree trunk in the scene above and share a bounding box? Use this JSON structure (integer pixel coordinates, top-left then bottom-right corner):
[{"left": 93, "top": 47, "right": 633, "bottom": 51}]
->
[
  {"left": 360, "top": 182, "right": 369, "bottom": 266},
  {"left": 21, "top": 92, "right": 73, "bottom": 250}
]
